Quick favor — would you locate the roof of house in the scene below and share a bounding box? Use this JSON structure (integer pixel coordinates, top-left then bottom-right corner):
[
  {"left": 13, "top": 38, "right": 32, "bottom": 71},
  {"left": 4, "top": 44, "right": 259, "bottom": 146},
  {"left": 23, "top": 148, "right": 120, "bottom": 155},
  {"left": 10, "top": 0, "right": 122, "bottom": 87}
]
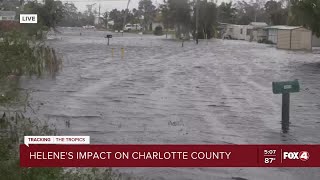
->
[
  {"left": 226, "top": 24, "right": 245, "bottom": 27},
  {"left": 108, "top": 20, "right": 114, "bottom": 25},
  {"left": 264, "top": 25, "right": 303, "bottom": 30},
  {"left": 0, "top": 11, "right": 16, "bottom": 17},
  {"left": 250, "top": 22, "right": 268, "bottom": 27},
  {"left": 95, "top": 14, "right": 104, "bottom": 18}
]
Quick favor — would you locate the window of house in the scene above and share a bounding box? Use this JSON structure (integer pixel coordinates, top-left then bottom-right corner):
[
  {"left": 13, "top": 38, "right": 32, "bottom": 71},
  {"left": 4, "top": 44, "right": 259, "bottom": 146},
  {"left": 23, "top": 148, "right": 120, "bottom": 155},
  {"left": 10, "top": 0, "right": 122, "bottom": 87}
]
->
[{"left": 240, "top": 29, "right": 243, "bottom": 34}]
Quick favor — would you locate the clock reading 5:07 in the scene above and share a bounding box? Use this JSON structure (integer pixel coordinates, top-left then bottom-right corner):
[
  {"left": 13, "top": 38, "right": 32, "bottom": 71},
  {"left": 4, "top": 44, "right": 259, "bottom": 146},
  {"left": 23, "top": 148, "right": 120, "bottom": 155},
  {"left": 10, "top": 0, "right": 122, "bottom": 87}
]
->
[{"left": 264, "top": 150, "right": 276, "bottom": 155}]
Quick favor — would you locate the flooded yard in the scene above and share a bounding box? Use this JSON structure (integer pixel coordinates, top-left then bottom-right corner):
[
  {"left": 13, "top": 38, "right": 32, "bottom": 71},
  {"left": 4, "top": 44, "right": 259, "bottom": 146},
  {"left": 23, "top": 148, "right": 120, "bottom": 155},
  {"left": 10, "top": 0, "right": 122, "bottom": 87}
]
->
[{"left": 20, "top": 28, "right": 320, "bottom": 180}]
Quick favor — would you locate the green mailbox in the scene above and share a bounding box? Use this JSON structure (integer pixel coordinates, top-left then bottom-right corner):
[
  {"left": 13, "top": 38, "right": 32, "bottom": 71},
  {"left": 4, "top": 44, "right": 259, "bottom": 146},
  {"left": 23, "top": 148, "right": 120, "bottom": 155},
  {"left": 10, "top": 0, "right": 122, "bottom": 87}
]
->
[
  {"left": 272, "top": 79, "right": 300, "bottom": 133},
  {"left": 272, "top": 80, "right": 300, "bottom": 94}
]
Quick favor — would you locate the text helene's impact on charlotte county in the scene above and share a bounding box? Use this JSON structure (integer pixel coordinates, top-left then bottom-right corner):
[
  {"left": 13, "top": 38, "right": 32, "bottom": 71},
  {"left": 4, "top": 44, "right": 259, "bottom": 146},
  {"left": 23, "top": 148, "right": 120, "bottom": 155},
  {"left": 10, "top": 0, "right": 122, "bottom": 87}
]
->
[{"left": 28, "top": 151, "right": 232, "bottom": 160}]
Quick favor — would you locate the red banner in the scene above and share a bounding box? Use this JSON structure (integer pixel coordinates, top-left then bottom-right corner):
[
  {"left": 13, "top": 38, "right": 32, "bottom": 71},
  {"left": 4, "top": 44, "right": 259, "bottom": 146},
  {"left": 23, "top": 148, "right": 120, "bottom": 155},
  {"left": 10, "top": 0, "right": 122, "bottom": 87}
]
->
[{"left": 20, "top": 145, "right": 320, "bottom": 167}]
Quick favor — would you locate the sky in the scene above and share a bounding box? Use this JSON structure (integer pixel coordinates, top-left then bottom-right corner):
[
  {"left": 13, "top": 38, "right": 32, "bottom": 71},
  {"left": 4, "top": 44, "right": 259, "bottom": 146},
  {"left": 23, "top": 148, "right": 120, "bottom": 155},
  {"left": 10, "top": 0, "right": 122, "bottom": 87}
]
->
[{"left": 58, "top": 0, "right": 233, "bottom": 12}]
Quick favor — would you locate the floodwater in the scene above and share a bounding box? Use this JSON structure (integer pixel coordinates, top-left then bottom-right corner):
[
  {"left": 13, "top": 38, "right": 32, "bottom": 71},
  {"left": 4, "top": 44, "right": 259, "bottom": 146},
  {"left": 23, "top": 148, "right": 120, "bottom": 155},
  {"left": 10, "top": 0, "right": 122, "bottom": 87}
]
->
[{"left": 21, "top": 28, "right": 320, "bottom": 180}]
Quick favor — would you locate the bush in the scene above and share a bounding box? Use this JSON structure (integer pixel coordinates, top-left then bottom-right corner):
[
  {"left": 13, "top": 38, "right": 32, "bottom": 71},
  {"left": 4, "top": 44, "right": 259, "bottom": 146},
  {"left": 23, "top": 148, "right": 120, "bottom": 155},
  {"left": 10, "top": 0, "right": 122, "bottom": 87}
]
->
[
  {"left": 0, "top": 31, "right": 62, "bottom": 79},
  {"left": 0, "top": 31, "right": 141, "bottom": 180},
  {"left": 153, "top": 26, "right": 163, "bottom": 36},
  {"left": 0, "top": 112, "right": 133, "bottom": 180}
]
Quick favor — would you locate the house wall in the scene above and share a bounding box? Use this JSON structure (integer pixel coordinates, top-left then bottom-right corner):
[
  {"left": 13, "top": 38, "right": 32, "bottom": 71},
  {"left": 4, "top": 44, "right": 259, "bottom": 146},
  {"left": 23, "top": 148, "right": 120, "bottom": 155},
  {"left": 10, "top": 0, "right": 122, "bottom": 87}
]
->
[
  {"left": 94, "top": 17, "right": 103, "bottom": 25},
  {"left": 277, "top": 28, "right": 312, "bottom": 50},
  {"left": 268, "top": 29, "right": 278, "bottom": 44},
  {"left": 277, "top": 30, "right": 291, "bottom": 49},
  {"left": 235, "top": 25, "right": 263, "bottom": 41},
  {"left": 243, "top": 26, "right": 252, "bottom": 41},
  {"left": 226, "top": 25, "right": 247, "bottom": 40},
  {"left": 152, "top": 22, "right": 163, "bottom": 31},
  {"left": 256, "top": 29, "right": 267, "bottom": 41},
  {"left": 291, "top": 28, "right": 312, "bottom": 50},
  {"left": 225, "top": 24, "right": 266, "bottom": 41},
  {"left": 0, "top": 16, "right": 15, "bottom": 20},
  {"left": 312, "top": 35, "right": 320, "bottom": 47},
  {"left": 234, "top": 25, "right": 243, "bottom": 39}
]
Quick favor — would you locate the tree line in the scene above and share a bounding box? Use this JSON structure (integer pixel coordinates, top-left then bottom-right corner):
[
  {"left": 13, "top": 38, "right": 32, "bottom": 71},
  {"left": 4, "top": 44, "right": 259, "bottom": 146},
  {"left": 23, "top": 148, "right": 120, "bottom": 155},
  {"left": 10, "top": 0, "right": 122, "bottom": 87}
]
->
[
  {"left": 159, "top": 0, "right": 319, "bottom": 39},
  {"left": 1, "top": 0, "right": 319, "bottom": 38}
]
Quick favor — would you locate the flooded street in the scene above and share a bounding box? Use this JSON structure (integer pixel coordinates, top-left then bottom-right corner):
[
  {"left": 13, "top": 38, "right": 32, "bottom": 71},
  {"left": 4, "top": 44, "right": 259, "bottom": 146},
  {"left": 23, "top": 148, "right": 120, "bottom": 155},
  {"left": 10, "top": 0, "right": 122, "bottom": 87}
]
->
[{"left": 21, "top": 29, "right": 320, "bottom": 180}]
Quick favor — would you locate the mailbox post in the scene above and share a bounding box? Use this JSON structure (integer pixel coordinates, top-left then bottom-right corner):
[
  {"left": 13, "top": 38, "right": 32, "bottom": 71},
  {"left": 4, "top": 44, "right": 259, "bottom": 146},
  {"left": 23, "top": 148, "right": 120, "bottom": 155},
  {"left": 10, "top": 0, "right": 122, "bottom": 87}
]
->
[
  {"left": 105, "top": 34, "right": 112, "bottom": 45},
  {"left": 180, "top": 36, "right": 185, "bottom": 47},
  {"left": 272, "top": 80, "right": 300, "bottom": 133}
]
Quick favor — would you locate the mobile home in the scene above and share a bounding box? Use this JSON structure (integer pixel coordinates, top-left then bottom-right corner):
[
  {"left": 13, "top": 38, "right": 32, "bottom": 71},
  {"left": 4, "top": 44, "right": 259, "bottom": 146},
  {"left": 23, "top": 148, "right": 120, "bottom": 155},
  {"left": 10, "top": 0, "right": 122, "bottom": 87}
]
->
[{"left": 224, "top": 22, "right": 268, "bottom": 41}]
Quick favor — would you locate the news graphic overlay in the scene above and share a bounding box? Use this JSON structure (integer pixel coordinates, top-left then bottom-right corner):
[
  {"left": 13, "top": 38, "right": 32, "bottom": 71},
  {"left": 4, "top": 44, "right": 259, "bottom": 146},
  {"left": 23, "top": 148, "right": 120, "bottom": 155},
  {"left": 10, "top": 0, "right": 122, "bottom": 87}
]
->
[
  {"left": 20, "top": 14, "right": 38, "bottom": 24},
  {"left": 24, "top": 136, "right": 90, "bottom": 146},
  {"left": 283, "top": 151, "right": 310, "bottom": 162},
  {"left": 20, "top": 140, "right": 320, "bottom": 167}
]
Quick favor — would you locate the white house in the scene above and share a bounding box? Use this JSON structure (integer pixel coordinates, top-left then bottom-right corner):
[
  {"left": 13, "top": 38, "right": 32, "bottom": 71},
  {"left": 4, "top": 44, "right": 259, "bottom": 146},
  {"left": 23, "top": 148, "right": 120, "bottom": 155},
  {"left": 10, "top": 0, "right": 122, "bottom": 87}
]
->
[
  {"left": 246, "top": 22, "right": 268, "bottom": 41},
  {"left": 224, "top": 24, "right": 246, "bottom": 40},
  {"left": 94, "top": 15, "right": 104, "bottom": 25},
  {"left": 107, "top": 20, "right": 114, "bottom": 29},
  {"left": 151, "top": 22, "right": 163, "bottom": 31},
  {"left": 0, "top": 11, "right": 16, "bottom": 21}
]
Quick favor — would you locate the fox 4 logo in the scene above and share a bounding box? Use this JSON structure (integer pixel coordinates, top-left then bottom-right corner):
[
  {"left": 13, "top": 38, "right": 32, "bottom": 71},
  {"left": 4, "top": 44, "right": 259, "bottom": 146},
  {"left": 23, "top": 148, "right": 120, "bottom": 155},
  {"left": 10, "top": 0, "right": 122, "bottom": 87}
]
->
[{"left": 283, "top": 151, "right": 310, "bottom": 161}]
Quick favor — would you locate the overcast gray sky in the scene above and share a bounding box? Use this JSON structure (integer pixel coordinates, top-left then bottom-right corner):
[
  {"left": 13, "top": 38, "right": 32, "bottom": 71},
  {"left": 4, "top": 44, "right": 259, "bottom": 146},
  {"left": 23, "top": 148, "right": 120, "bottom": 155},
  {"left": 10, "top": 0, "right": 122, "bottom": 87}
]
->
[{"left": 58, "top": 0, "right": 233, "bottom": 12}]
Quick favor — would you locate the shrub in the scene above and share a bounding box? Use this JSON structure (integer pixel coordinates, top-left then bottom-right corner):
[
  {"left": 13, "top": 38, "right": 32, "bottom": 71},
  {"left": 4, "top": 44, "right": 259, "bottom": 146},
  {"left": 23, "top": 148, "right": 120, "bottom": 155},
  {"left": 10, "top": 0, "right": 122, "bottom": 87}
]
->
[
  {"left": 153, "top": 26, "right": 163, "bottom": 36},
  {"left": 0, "top": 112, "right": 134, "bottom": 180}
]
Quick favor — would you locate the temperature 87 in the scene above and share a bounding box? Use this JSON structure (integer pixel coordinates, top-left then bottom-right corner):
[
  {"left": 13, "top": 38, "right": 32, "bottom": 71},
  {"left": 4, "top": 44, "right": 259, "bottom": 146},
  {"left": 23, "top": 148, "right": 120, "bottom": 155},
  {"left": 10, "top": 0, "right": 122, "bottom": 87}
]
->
[{"left": 264, "top": 157, "right": 276, "bottom": 164}]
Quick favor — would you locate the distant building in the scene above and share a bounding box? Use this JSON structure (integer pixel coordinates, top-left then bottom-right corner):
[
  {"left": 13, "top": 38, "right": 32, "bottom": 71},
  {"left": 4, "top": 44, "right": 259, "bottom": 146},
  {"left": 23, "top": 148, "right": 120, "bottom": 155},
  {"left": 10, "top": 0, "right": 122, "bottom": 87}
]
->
[
  {"left": 94, "top": 15, "right": 104, "bottom": 25},
  {"left": 0, "top": 11, "right": 19, "bottom": 33},
  {"left": 278, "top": 27, "right": 312, "bottom": 50},
  {"left": 150, "top": 10, "right": 164, "bottom": 31},
  {"left": 0, "top": 21, "right": 20, "bottom": 32},
  {"left": 246, "top": 22, "right": 268, "bottom": 42},
  {"left": 0, "top": 11, "right": 16, "bottom": 21},
  {"left": 151, "top": 22, "right": 163, "bottom": 31},
  {"left": 312, "top": 35, "right": 320, "bottom": 47},
  {"left": 265, "top": 25, "right": 320, "bottom": 49},
  {"left": 107, "top": 20, "right": 114, "bottom": 29},
  {"left": 223, "top": 24, "right": 246, "bottom": 40},
  {"left": 265, "top": 26, "right": 312, "bottom": 50},
  {"left": 264, "top": 26, "right": 299, "bottom": 44},
  {"left": 223, "top": 22, "right": 268, "bottom": 41}
]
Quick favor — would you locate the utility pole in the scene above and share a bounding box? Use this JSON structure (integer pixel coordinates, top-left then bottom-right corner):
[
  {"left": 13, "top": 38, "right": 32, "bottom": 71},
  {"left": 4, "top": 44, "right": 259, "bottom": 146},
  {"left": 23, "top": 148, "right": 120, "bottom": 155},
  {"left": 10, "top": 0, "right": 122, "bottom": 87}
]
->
[
  {"left": 195, "top": 0, "right": 199, "bottom": 44},
  {"left": 123, "top": 0, "right": 131, "bottom": 31}
]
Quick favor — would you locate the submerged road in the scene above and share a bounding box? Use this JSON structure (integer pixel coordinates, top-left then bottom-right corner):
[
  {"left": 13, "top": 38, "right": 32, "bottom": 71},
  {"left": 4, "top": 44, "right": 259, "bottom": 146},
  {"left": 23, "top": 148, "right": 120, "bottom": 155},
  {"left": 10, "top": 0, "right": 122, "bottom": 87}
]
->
[{"left": 21, "top": 28, "right": 320, "bottom": 180}]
